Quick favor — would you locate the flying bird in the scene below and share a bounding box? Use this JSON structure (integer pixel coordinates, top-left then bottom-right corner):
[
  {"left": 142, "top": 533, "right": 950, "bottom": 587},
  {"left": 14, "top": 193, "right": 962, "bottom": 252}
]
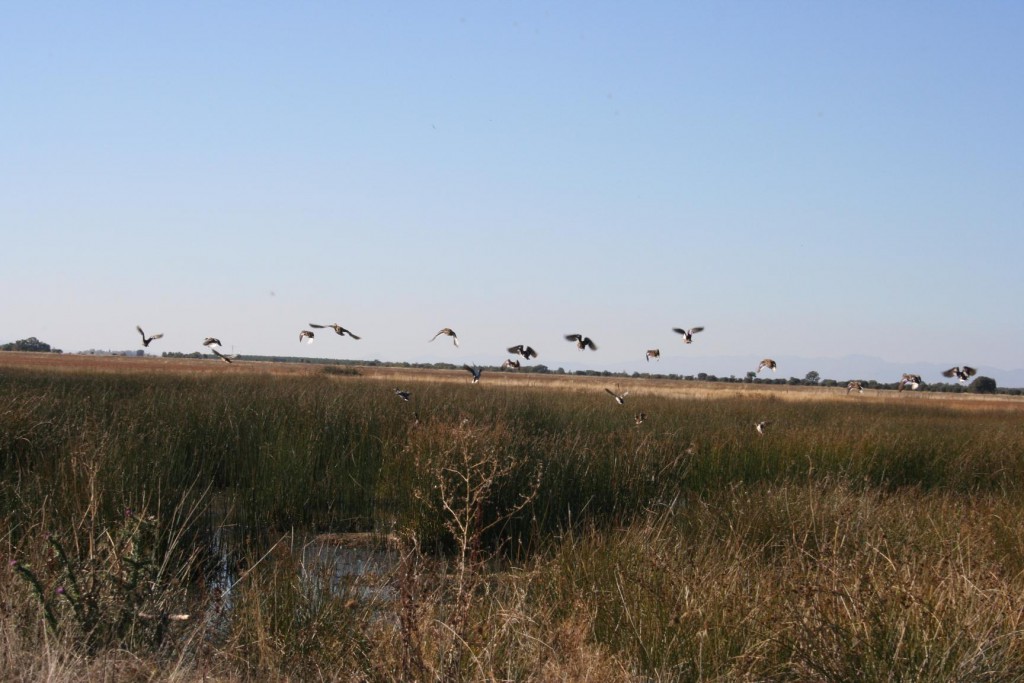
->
[
  {"left": 898, "top": 374, "right": 922, "bottom": 392},
  {"left": 942, "top": 366, "right": 977, "bottom": 384},
  {"left": 299, "top": 330, "right": 315, "bottom": 343},
  {"left": 757, "top": 358, "right": 777, "bottom": 374},
  {"left": 430, "top": 328, "right": 459, "bottom": 347},
  {"left": 136, "top": 325, "right": 163, "bottom": 347},
  {"left": 672, "top": 327, "right": 705, "bottom": 344},
  {"left": 645, "top": 349, "right": 660, "bottom": 362},
  {"left": 210, "top": 347, "right": 239, "bottom": 364},
  {"left": 394, "top": 389, "right": 411, "bottom": 402},
  {"left": 604, "top": 388, "right": 629, "bottom": 405},
  {"left": 202, "top": 337, "right": 222, "bottom": 348},
  {"left": 463, "top": 364, "right": 482, "bottom": 383},
  {"left": 507, "top": 344, "right": 538, "bottom": 360},
  {"left": 755, "top": 420, "right": 772, "bottom": 436},
  {"left": 501, "top": 358, "right": 521, "bottom": 370},
  {"left": 847, "top": 381, "right": 864, "bottom": 394},
  {"left": 309, "top": 323, "right": 361, "bottom": 339},
  {"left": 565, "top": 334, "right": 597, "bottom": 351},
  {"left": 634, "top": 412, "right": 647, "bottom": 426}
]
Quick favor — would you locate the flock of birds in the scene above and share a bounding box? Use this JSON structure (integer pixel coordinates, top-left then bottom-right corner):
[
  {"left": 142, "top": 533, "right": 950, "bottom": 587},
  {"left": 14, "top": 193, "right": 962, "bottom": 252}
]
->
[{"left": 135, "top": 322, "right": 981, "bottom": 436}]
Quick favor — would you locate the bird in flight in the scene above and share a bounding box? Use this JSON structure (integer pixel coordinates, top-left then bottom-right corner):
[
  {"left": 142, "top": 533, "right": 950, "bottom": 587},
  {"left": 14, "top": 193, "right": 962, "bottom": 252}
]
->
[
  {"left": 203, "top": 337, "right": 222, "bottom": 348},
  {"left": 501, "top": 358, "right": 521, "bottom": 370},
  {"left": 309, "top": 323, "right": 361, "bottom": 339},
  {"left": 463, "top": 364, "right": 482, "bottom": 384},
  {"left": 942, "top": 366, "right": 977, "bottom": 384},
  {"left": 847, "top": 381, "right": 864, "bottom": 394},
  {"left": 634, "top": 412, "right": 647, "bottom": 426},
  {"left": 755, "top": 420, "right": 771, "bottom": 436},
  {"left": 645, "top": 349, "right": 660, "bottom": 362},
  {"left": 604, "top": 388, "right": 629, "bottom": 405},
  {"left": 211, "top": 347, "right": 239, "bottom": 364},
  {"left": 430, "top": 328, "right": 459, "bottom": 347},
  {"left": 672, "top": 327, "right": 705, "bottom": 344},
  {"left": 299, "top": 330, "right": 315, "bottom": 343},
  {"left": 136, "top": 325, "right": 163, "bottom": 347},
  {"left": 565, "top": 334, "right": 597, "bottom": 351},
  {"left": 898, "top": 374, "right": 922, "bottom": 392},
  {"left": 394, "top": 389, "right": 411, "bottom": 402},
  {"left": 507, "top": 344, "right": 538, "bottom": 360},
  {"left": 757, "top": 358, "right": 777, "bottom": 374}
]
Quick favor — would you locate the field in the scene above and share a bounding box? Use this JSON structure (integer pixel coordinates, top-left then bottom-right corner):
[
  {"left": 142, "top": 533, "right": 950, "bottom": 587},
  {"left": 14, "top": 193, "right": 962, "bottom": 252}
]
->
[{"left": 3, "top": 352, "right": 1024, "bottom": 681}]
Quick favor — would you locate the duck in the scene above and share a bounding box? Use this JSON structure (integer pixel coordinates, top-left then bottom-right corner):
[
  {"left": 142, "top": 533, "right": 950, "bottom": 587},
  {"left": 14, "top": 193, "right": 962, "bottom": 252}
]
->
[
  {"left": 898, "top": 374, "right": 922, "bottom": 392},
  {"left": 463, "top": 364, "right": 482, "bottom": 384},
  {"left": 942, "top": 366, "right": 977, "bottom": 384},
  {"left": 507, "top": 344, "right": 538, "bottom": 360},
  {"left": 309, "top": 323, "right": 361, "bottom": 339},
  {"left": 299, "top": 330, "right": 315, "bottom": 343},
  {"left": 202, "top": 337, "right": 222, "bottom": 348},
  {"left": 847, "top": 381, "right": 864, "bottom": 394},
  {"left": 430, "top": 328, "right": 459, "bottom": 347},
  {"left": 755, "top": 420, "right": 772, "bottom": 436},
  {"left": 634, "top": 412, "right": 647, "bottom": 426},
  {"left": 604, "top": 388, "right": 629, "bottom": 405},
  {"left": 757, "top": 358, "right": 777, "bottom": 374},
  {"left": 211, "top": 347, "right": 239, "bottom": 364},
  {"left": 565, "top": 334, "right": 597, "bottom": 351},
  {"left": 501, "top": 358, "right": 521, "bottom": 370},
  {"left": 645, "top": 349, "right": 660, "bottom": 362},
  {"left": 672, "top": 326, "right": 705, "bottom": 344},
  {"left": 136, "top": 325, "right": 163, "bottom": 347},
  {"left": 394, "top": 389, "right": 411, "bottom": 402}
]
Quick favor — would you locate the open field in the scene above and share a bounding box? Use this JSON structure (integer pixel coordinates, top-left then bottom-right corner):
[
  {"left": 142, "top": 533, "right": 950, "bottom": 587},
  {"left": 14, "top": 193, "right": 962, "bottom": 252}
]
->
[{"left": 3, "top": 353, "right": 1024, "bottom": 681}]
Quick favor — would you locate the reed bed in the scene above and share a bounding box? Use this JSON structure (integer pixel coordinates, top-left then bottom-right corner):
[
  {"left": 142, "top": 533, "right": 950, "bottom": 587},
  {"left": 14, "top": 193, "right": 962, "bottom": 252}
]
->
[{"left": 2, "top": 356, "right": 1024, "bottom": 680}]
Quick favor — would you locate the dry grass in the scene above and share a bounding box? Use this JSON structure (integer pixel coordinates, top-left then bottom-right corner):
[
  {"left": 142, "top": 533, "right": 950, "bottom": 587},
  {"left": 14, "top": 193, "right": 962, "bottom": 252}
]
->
[{"left": 3, "top": 352, "right": 1024, "bottom": 681}]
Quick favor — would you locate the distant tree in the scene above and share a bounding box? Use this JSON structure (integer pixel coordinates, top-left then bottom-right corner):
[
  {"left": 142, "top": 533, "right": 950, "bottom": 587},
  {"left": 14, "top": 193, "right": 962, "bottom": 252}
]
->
[
  {"left": 1, "top": 337, "right": 56, "bottom": 353},
  {"left": 970, "top": 376, "right": 997, "bottom": 394},
  {"left": 804, "top": 370, "right": 820, "bottom": 385},
  {"left": 745, "top": 371, "right": 756, "bottom": 382},
  {"left": 697, "top": 372, "right": 708, "bottom": 381}
]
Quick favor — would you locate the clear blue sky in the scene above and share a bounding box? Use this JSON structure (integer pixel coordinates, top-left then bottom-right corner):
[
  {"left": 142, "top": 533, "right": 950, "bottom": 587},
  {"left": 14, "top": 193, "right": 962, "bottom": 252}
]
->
[{"left": 2, "top": 3, "right": 1022, "bottom": 376}]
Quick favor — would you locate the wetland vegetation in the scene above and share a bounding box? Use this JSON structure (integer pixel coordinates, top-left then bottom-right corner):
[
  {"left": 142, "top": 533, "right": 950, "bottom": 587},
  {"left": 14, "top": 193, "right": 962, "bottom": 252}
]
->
[{"left": 3, "top": 354, "right": 1024, "bottom": 681}]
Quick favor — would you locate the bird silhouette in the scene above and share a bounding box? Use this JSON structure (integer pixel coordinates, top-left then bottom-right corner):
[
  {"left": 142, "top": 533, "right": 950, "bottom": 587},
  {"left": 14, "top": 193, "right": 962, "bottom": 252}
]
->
[
  {"left": 299, "top": 330, "right": 315, "bottom": 343},
  {"left": 430, "top": 328, "right": 459, "bottom": 347},
  {"left": 645, "top": 349, "right": 660, "bottom": 362},
  {"left": 463, "top": 364, "right": 482, "bottom": 383},
  {"left": 203, "top": 337, "right": 222, "bottom": 348},
  {"left": 309, "top": 323, "right": 361, "bottom": 339},
  {"left": 394, "top": 389, "right": 411, "bottom": 402},
  {"left": 942, "top": 366, "right": 977, "bottom": 384},
  {"left": 136, "top": 325, "right": 163, "bottom": 347},
  {"left": 755, "top": 420, "right": 772, "bottom": 436},
  {"left": 507, "top": 344, "right": 538, "bottom": 360},
  {"left": 847, "top": 381, "right": 864, "bottom": 394},
  {"left": 211, "top": 347, "right": 239, "bottom": 364},
  {"left": 672, "top": 327, "right": 705, "bottom": 344},
  {"left": 565, "top": 334, "right": 597, "bottom": 351},
  {"left": 757, "top": 358, "right": 777, "bottom": 374},
  {"left": 634, "top": 412, "right": 647, "bottom": 426},
  {"left": 604, "top": 388, "right": 629, "bottom": 405},
  {"left": 501, "top": 358, "right": 521, "bottom": 370},
  {"left": 898, "top": 374, "right": 922, "bottom": 392}
]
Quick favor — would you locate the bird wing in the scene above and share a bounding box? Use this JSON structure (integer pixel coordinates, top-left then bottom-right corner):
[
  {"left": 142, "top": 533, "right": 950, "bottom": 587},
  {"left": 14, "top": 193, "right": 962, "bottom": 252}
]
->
[
  {"left": 672, "top": 328, "right": 686, "bottom": 335},
  {"left": 963, "top": 366, "right": 977, "bottom": 377},
  {"left": 584, "top": 338, "right": 597, "bottom": 350},
  {"left": 605, "top": 388, "right": 616, "bottom": 397},
  {"left": 344, "top": 329, "right": 362, "bottom": 340},
  {"left": 136, "top": 325, "right": 145, "bottom": 337},
  {"left": 151, "top": 333, "right": 163, "bottom": 340},
  {"left": 309, "top": 323, "right": 327, "bottom": 328},
  {"left": 565, "top": 334, "right": 581, "bottom": 342},
  {"left": 941, "top": 368, "right": 956, "bottom": 377},
  {"left": 690, "top": 327, "right": 705, "bottom": 335}
]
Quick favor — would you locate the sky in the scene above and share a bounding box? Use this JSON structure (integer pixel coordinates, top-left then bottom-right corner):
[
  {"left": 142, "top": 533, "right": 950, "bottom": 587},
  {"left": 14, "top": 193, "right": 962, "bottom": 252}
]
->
[{"left": 2, "top": 3, "right": 1022, "bottom": 381}]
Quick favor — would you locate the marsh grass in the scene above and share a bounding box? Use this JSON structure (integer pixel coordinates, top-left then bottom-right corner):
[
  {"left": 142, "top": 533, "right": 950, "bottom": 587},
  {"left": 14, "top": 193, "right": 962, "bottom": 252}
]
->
[{"left": 3, "top": 357, "right": 1024, "bottom": 680}]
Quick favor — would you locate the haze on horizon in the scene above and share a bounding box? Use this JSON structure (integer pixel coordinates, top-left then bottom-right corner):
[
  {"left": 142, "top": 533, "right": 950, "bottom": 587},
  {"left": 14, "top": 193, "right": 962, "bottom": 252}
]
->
[{"left": 2, "top": 4, "right": 1022, "bottom": 381}]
